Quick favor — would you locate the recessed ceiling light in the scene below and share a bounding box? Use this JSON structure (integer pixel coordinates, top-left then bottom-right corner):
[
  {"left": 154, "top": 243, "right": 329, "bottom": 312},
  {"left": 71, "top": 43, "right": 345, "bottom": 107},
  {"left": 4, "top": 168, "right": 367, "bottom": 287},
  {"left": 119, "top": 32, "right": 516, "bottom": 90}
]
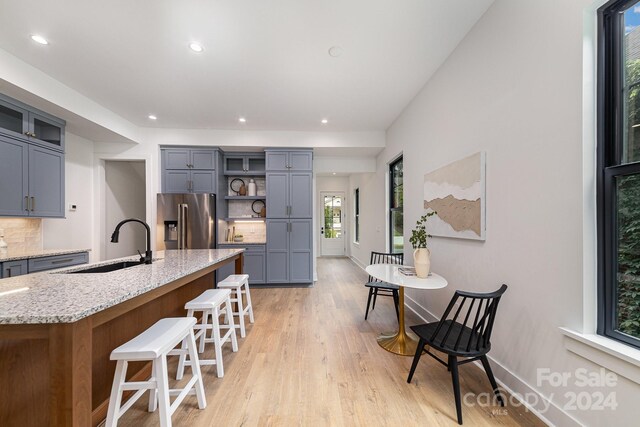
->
[
  {"left": 321, "top": 119, "right": 328, "bottom": 124},
  {"left": 189, "top": 42, "right": 204, "bottom": 53},
  {"left": 328, "top": 46, "right": 343, "bottom": 57},
  {"left": 238, "top": 117, "right": 246, "bottom": 123},
  {"left": 332, "top": 172, "right": 336, "bottom": 175},
  {"left": 148, "top": 114, "right": 157, "bottom": 120},
  {"left": 30, "top": 35, "right": 48, "bottom": 45}
]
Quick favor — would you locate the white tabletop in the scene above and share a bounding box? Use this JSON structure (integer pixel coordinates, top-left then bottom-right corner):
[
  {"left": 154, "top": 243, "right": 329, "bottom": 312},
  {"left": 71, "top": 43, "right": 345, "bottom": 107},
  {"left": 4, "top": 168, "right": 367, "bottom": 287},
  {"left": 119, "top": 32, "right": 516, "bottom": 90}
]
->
[{"left": 365, "top": 264, "right": 447, "bottom": 290}]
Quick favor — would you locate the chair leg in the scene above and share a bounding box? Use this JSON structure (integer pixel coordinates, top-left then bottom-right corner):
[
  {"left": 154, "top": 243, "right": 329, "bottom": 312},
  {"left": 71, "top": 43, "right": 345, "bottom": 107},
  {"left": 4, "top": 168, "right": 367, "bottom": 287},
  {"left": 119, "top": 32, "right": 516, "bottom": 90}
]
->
[
  {"left": 480, "top": 355, "right": 504, "bottom": 407},
  {"left": 235, "top": 287, "right": 246, "bottom": 338},
  {"left": 185, "top": 328, "right": 207, "bottom": 409},
  {"left": 392, "top": 290, "right": 400, "bottom": 322},
  {"left": 372, "top": 288, "right": 378, "bottom": 310},
  {"left": 407, "top": 338, "right": 425, "bottom": 383},
  {"left": 365, "top": 288, "right": 374, "bottom": 320},
  {"left": 449, "top": 355, "right": 463, "bottom": 425}
]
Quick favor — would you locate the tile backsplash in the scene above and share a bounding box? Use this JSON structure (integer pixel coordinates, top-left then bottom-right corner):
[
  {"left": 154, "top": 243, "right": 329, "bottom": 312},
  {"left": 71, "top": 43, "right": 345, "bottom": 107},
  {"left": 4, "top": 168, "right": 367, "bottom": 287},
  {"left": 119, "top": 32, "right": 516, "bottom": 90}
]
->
[
  {"left": 0, "top": 218, "right": 42, "bottom": 251},
  {"left": 221, "top": 221, "right": 266, "bottom": 244}
]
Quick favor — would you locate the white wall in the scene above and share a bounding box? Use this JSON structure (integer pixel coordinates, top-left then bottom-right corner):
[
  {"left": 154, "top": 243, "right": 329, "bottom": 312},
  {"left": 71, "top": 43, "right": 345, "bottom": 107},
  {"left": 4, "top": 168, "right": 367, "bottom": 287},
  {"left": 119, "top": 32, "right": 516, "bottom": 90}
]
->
[
  {"left": 42, "top": 132, "right": 95, "bottom": 260},
  {"left": 104, "top": 161, "right": 146, "bottom": 259},
  {"left": 352, "top": 0, "right": 637, "bottom": 425},
  {"left": 348, "top": 172, "right": 386, "bottom": 267}
]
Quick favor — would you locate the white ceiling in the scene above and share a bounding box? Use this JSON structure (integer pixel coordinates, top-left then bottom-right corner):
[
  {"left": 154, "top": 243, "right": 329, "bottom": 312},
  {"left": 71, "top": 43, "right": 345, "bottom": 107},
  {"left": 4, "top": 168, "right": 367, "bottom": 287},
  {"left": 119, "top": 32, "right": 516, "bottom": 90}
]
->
[{"left": 0, "top": 0, "right": 493, "bottom": 132}]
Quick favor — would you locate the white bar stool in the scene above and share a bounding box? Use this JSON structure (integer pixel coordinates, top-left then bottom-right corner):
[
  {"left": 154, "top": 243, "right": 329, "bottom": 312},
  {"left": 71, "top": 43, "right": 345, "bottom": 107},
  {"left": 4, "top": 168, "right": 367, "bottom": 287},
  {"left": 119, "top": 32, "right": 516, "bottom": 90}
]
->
[
  {"left": 218, "top": 274, "right": 254, "bottom": 338},
  {"left": 105, "top": 317, "right": 206, "bottom": 427},
  {"left": 176, "top": 288, "right": 238, "bottom": 378}
]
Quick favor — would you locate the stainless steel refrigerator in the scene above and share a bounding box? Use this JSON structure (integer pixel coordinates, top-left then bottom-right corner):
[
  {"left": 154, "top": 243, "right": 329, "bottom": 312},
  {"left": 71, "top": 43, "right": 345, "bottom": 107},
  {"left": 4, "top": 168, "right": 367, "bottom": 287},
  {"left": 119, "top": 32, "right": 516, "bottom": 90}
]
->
[{"left": 156, "top": 193, "right": 216, "bottom": 250}]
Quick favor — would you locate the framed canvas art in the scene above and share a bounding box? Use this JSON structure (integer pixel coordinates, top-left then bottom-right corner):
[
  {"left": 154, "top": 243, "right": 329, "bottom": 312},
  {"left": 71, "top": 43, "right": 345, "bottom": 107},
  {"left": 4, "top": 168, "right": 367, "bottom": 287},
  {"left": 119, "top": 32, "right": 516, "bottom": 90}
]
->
[{"left": 423, "top": 152, "right": 486, "bottom": 240}]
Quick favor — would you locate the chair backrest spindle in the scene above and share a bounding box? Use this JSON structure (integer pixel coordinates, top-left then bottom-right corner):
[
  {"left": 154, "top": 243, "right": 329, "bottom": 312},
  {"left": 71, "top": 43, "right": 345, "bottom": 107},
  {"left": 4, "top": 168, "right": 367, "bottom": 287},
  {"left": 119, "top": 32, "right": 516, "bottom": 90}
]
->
[{"left": 429, "top": 285, "right": 507, "bottom": 355}]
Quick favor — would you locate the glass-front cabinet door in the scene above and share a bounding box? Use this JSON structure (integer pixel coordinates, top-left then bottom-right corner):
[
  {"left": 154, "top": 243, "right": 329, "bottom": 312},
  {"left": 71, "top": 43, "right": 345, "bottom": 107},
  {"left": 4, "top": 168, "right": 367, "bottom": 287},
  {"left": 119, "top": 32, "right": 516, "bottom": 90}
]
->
[
  {"left": 28, "top": 112, "right": 65, "bottom": 151},
  {"left": 0, "top": 97, "right": 29, "bottom": 140}
]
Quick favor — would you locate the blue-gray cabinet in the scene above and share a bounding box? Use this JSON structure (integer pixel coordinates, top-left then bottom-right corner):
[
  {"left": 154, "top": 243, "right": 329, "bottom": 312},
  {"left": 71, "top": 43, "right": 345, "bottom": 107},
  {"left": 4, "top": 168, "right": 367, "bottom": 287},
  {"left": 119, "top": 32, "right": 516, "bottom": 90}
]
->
[
  {"left": 266, "top": 219, "right": 312, "bottom": 284},
  {"left": 0, "top": 260, "right": 27, "bottom": 278},
  {"left": 0, "top": 93, "right": 65, "bottom": 152},
  {"left": 0, "top": 251, "right": 88, "bottom": 278},
  {"left": 266, "top": 171, "right": 312, "bottom": 219},
  {"left": 161, "top": 147, "right": 219, "bottom": 193},
  {"left": 27, "top": 252, "right": 89, "bottom": 273},
  {"left": 224, "top": 153, "right": 266, "bottom": 175},
  {"left": 216, "top": 245, "right": 266, "bottom": 285},
  {"left": 0, "top": 135, "right": 64, "bottom": 218},
  {"left": 265, "top": 149, "right": 313, "bottom": 284},
  {"left": 265, "top": 149, "right": 312, "bottom": 171}
]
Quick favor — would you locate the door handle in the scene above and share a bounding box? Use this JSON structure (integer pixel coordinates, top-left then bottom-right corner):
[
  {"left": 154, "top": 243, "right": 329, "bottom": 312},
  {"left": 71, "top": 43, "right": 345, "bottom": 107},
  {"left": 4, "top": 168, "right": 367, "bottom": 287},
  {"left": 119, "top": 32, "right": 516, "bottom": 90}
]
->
[
  {"left": 321, "top": 227, "right": 324, "bottom": 235},
  {"left": 31, "top": 197, "right": 35, "bottom": 212},
  {"left": 24, "top": 196, "right": 29, "bottom": 211},
  {"left": 177, "top": 204, "right": 188, "bottom": 249}
]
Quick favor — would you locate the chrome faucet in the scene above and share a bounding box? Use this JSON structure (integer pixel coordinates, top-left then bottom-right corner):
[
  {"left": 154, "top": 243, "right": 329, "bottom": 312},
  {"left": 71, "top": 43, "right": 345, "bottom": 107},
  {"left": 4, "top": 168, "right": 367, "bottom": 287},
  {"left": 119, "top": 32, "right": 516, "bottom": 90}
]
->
[{"left": 110, "top": 218, "right": 153, "bottom": 264}]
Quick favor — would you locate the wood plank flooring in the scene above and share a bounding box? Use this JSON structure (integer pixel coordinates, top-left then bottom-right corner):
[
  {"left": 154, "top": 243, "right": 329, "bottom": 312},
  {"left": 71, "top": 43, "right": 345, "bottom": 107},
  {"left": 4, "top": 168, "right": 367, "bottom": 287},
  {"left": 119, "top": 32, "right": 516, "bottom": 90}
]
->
[{"left": 117, "top": 257, "right": 545, "bottom": 426}]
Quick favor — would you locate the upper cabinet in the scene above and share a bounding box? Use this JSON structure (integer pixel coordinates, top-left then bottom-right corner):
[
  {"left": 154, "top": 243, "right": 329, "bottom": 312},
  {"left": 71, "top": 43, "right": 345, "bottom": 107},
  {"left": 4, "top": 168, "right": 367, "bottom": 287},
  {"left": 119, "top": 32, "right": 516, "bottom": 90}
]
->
[
  {"left": 224, "top": 153, "right": 266, "bottom": 175},
  {"left": 0, "top": 93, "right": 65, "bottom": 219},
  {"left": 0, "top": 94, "right": 65, "bottom": 152},
  {"left": 265, "top": 150, "right": 312, "bottom": 171},
  {"left": 160, "top": 147, "right": 220, "bottom": 193}
]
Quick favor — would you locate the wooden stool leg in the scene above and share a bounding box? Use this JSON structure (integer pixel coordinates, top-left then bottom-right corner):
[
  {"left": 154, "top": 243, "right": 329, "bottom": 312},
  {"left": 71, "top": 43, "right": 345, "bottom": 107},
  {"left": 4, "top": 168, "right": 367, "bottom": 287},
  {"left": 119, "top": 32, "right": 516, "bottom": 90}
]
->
[
  {"left": 185, "top": 328, "right": 207, "bottom": 409},
  {"left": 148, "top": 361, "right": 158, "bottom": 412},
  {"left": 245, "top": 282, "right": 254, "bottom": 323},
  {"left": 105, "top": 360, "right": 128, "bottom": 427},
  {"left": 225, "top": 295, "right": 238, "bottom": 352},
  {"left": 155, "top": 355, "right": 172, "bottom": 427}
]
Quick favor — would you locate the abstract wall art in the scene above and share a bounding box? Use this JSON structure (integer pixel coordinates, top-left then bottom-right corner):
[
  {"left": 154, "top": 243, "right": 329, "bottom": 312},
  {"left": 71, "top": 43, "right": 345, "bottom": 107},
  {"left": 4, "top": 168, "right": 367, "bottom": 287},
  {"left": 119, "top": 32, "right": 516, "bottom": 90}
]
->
[{"left": 423, "top": 152, "right": 486, "bottom": 240}]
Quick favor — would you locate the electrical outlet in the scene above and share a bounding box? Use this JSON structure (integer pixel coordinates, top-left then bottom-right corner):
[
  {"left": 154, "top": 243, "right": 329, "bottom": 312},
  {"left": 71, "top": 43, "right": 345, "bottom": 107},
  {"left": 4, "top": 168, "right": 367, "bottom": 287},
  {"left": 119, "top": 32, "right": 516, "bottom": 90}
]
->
[{"left": 68, "top": 204, "right": 77, "bottom": 212}]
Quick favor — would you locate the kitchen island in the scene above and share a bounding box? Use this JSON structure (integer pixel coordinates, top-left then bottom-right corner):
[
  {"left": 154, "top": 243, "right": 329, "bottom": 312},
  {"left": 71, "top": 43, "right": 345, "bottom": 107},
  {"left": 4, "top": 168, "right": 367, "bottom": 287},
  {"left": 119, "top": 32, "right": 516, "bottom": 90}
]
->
[{"left": 0, "top": 249, "right": 244, "bottom": 426}]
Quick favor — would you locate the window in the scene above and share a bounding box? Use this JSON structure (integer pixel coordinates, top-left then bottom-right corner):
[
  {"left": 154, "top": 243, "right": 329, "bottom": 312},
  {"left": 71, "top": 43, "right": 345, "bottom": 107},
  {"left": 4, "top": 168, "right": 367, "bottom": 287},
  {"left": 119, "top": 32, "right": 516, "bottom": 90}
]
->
[
  {"left": 389, "top": 156, "right": 403, "bottom": 253},
  {"left": 598, "top": 0, "right": 640, "bottom": 348},
  {"left": 354, "top": 188, "right": 360, "bottom": 243}
]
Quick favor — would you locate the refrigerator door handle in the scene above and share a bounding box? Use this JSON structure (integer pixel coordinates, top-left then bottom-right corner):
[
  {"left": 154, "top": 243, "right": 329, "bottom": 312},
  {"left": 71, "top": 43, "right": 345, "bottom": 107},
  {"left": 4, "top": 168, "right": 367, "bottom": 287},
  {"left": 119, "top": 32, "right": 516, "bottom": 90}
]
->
[{"left": 177, "top": 203, "right": 189, "bottom": 249}]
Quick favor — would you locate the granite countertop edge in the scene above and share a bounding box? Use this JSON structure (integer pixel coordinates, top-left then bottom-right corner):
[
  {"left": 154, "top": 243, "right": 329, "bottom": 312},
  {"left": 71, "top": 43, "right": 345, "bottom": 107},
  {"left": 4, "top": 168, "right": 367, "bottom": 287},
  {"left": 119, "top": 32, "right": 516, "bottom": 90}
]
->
[{"left": 0, "top": 249, "right": 243, "bottom": 325}]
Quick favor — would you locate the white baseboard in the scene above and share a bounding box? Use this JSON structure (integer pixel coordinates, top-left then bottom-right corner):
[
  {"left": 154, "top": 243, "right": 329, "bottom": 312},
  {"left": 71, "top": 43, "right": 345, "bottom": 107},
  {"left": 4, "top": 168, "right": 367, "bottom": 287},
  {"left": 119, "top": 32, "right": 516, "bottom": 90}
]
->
[
  {"left": 349, "top": 255, "right": 367, "bottom": 270},
  {"left": 404, "top": 296, "right": 583, "bottom": 427}
]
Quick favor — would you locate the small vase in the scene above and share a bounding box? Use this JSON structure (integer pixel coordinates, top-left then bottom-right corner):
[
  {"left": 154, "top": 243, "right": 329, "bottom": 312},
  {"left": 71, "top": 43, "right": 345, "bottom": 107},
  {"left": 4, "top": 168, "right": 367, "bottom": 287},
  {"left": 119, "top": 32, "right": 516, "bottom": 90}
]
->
[{"left": 414, "top": 248, "right": 431, "bottom": 278}]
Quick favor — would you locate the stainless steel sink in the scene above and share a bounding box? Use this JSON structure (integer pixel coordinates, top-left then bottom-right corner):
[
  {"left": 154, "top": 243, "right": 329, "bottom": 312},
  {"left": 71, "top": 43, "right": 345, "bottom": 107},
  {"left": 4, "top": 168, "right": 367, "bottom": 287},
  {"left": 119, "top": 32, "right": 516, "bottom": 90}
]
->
[{"left": 65, "top": 261, "right": 145, "bottom": 274}]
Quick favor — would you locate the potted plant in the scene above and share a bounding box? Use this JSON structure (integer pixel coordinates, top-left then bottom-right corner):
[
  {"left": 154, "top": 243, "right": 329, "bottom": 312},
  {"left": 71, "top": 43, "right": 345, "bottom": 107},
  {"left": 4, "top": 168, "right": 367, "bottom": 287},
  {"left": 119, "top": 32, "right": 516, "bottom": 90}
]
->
[{"left": 409, "top": 212, "right": 436, "bottom": 278}]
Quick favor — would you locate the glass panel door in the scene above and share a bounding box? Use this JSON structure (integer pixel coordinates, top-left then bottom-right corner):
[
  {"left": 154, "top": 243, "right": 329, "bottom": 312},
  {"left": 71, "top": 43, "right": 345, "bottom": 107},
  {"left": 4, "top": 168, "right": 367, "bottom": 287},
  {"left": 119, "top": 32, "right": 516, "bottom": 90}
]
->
[
  {"left": 321, "top": 193, "right": 345, "bottom": 256},
  {"left": 324, "top": 195, "right": 342, "bottom": 239}
]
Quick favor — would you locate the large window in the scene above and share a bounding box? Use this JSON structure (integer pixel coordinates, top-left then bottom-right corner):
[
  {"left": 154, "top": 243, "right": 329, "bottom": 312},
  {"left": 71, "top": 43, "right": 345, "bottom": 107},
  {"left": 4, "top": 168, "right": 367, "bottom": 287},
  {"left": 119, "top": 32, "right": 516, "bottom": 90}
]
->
[
  {"left": 598, "top": 0, "right": 640, "bottom": 348},
  {"left": 389, "top": 156, "right": 403, "bottom": 253},
  {"left": 354, "top": 188, "right": 360, "bottom": 243}
]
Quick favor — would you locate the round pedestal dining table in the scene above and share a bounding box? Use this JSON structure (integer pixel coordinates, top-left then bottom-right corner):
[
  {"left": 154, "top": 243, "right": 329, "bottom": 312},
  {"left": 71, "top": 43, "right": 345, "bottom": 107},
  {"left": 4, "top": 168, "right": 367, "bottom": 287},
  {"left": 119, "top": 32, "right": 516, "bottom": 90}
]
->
[{"left": 365, "top": 264, "right": 447, "bottom": 356}]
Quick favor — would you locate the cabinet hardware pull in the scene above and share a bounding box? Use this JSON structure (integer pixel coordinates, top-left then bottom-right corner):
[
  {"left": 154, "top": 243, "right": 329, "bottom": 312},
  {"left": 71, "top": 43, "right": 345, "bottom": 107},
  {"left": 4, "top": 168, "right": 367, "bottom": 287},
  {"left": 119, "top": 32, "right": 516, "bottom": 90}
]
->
[
  {"left": 31, "top": 197, "right": 35, "bottom": 211},
  {"left": 51, "top": 258, "right": 74, "bottom": 264},
  {"left": 24, "top": 196, "right": 29, "bottom": 211},
  {"left": 32, "top": 133, "right": 36, "bottom": 138},
  {"left": 6, "top": 269, "right": 11, "bottom": 278}
]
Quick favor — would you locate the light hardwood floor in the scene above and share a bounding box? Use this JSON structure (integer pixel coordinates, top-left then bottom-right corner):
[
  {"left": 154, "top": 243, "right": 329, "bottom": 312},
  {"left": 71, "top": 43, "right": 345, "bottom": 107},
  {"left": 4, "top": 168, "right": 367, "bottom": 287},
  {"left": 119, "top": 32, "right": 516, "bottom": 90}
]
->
[{"left": 118, "top": 257, "right": 545, "bottom": 427}]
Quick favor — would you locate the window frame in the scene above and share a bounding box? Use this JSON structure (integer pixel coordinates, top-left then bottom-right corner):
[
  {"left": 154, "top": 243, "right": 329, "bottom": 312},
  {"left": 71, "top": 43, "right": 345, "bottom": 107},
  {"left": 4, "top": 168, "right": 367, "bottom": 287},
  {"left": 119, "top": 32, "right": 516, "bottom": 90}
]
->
[
  {"left": 389, "top": 156, "right": 403, "bottom": 254},
  {"left": 598, "top": 0, "right": 640, "bottom": 349},
  {"left": 354, "top": 188, "right": 360, "bottom": 243}
]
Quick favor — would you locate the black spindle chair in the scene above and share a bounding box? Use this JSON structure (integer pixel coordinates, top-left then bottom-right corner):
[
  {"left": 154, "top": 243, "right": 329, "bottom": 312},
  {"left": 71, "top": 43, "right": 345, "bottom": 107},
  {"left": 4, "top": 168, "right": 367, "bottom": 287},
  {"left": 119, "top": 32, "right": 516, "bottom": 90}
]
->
[
  {"left": 407, "top": 284, "right": 508, "bottom": 425},
  {"left": 364, "top": 251, "right": 403, "bottom": 321}
]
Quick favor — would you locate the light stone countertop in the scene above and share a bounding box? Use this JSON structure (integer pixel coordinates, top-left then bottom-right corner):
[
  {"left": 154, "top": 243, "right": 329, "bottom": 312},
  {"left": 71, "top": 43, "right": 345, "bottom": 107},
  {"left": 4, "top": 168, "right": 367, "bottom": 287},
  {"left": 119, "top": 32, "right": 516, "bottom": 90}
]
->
[
  {"left": 0, "top": 248, "right": 91, "bottom": 262},
  {"left": 0, "top": 249, "right": 243, "bottom": 325}
]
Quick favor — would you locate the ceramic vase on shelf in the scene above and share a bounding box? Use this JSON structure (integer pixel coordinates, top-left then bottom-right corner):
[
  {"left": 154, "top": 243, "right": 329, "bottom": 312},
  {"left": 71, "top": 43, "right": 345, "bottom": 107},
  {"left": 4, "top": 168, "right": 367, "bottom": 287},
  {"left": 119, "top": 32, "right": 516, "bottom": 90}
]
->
[
  {"left": 248, "top": 179, "right": 257, "bottom": 196},
  {"left": 413, "top": 248, "right": 431, "bottom": 278}
]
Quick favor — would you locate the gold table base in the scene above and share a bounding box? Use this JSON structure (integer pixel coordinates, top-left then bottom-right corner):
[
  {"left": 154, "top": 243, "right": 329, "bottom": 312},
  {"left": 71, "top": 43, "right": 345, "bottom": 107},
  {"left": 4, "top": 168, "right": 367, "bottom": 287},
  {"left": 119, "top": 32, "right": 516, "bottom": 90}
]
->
[{"left": 377, "top": 287, "right": 420, "bottom": 356}]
